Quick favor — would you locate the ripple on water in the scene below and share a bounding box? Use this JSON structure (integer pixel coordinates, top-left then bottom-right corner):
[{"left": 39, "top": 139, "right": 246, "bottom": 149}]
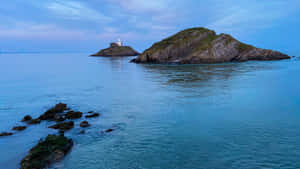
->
[{"left": 1, "top": 54, "right": 300, "bottom": 169}]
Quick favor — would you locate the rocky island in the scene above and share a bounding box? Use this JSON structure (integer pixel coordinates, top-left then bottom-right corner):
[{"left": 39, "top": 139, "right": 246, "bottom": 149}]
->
[
  {"left": 131, "top": 27, "right": 290, "bottom": 64},
  {"left": 91, "top": 38, "right": 140, "bottom": 57}
]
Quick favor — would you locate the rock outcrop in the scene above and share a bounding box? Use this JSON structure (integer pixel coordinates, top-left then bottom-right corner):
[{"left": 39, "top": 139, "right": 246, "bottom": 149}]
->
[
  {"left": 85, "top": 112, "right": 100, "bottom": 118},
  {"left": 54, "top": 115, "right": 66, "bottom": 122},
  {"left": 105, "top": 129, "right": 114, "bottom": 133},
  {"left": 39, "top": 103, "right": 69, "bottom": 121},
  {"left": 20, "top": 134, "right": 73, "bottom": 169},
  {"left": 0, "top": 132, "right": 13, "bottom": 137},
  {"left": 65, "top": 111, "right": 82, "bottom": 119},
  {"left": 91, "top": 43, "right": 140, "bottom": 57},
  {"left": 28, "top": 118, "right": 41, "bottom": 125},
  {"left": 131, "top": 27, "right": 290, "bottom": 64},
  {"left": 79, "top": 121, "right": 90, "bottom": 128},
  {"left": 12, "top": 126, "right": 27, "bottom": 131},
  {"left": 21, "top": 115, "right": 32, "bottom": 122},
  {"left": 49, "top": 121, "right": 74, "bottom": 132}
]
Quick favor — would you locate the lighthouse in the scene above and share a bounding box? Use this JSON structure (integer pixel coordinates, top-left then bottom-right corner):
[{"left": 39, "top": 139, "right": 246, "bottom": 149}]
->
[{"left": 116, "top": 37, "right": 123, "bottom": 46}]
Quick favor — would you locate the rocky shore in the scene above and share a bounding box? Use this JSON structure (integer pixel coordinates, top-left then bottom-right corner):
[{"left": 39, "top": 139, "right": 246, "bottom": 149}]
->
[
  {"left": 131, "top": 27, "right": 290, "bottom": 64},
  {"left": 0, "top": 102, "right": 117, "bottom": 168}
]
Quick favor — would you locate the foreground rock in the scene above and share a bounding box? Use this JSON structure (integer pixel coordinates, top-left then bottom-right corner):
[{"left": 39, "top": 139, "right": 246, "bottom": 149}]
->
[
  {"left": 12, "top": 126, "right": 27, "bottom": 131},
  {"left": 21, "top": 115, "right": 32, "bottom": 122},
  {"left": 79, "top": 121, "right": 90, "bottom": 128},
  {"left": 91, "top": 43, "right": 140, "bottom": 57},
  {"left": 39, "top": 103, "right": 69, "bottom": 120},
  {"left": 20, "top": 134, "right": 73, "bottom": 169},
  {"left": 65, "top": 111, "right": 82, "bottom": 119},
  {"left": 49, "top": 121, "right": 74, "bottom": 132},
  {"left": 85, "top": 113, "right": 100, "bottom": 118},
  {"left": 28, "top": 118, "right": 41, "bottom": 125},
  {"left": 0, "top": 132, "right": 13, "bottom": 137},
  {"left": 132, "top": 27, "right": 290, "bottom": 64}
]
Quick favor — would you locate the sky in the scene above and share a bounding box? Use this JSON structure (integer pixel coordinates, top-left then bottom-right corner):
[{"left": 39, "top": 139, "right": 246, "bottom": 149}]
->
[{"left": 0, "top": 0, "right": 299, "bottom": 55}]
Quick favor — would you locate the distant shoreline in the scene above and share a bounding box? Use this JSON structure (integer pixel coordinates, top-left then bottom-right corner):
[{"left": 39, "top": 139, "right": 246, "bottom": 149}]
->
[{"left": 0, "top": 51, "right": 93, "bottom": 54}]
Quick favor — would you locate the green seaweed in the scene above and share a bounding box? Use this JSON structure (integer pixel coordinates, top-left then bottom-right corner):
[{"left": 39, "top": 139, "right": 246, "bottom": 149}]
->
[
  {"left": 29, "top": 135, "right": 68, "bottom": 158},
  {"left": 20, "top": 134, "right": 73, "bottom": 169}
]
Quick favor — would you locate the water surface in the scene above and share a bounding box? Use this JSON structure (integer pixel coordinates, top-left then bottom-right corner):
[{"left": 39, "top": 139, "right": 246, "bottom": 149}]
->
[{"left": 0, "top": 53, "right": 300, "bottom": 169}]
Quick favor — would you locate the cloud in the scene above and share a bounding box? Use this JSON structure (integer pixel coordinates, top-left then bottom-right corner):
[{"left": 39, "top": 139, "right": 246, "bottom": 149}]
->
[
  {"left": 135, "top": 21, "right": 176, "bottom": 31},
  {"left": 0, "top": 21, "right": 159, "bottom": 42},
  {"left": 104, "top": 0, "right": 179, "bottom": 36},
  {"left": 95, "top": 25, "right": 173, "bottom": 42},
  {"left": 46, "top": 1, "right": 111, "bottom": 22},
  {"left": 0, "top": 0, "right": 180, "bottom": 42},
  {"left": 207, "top": 8, "right": 272, "bottom": 32},
  {"left": 106, "top": 0, "right": 171, "bottom": 13},
  {"left": 1, "top": 0, "right": 299, "bottom": 52},
  {"left": 206, "top": 0, "right": 299, "bottom": 34},
  {"left": 0, "top": 22, "right": 94, "bottom": 40}
]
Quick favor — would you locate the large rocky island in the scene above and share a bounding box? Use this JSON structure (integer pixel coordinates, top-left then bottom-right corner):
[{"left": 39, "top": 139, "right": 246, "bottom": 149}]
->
[
  {"left": 91, "top": 38, "right": 140, "bottom": 57},
  {"left": 131, "top": 27, "right": 290, "bottom": 64}
]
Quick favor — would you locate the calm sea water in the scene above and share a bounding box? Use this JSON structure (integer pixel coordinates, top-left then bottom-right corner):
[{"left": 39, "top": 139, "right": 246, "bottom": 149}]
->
[{"left": 0, "top": 53, "right": 300, "bottom": 169}]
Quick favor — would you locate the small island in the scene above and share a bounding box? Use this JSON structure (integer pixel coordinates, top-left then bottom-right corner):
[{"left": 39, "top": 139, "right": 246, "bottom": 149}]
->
[
  {"left": 131, "top": 27, "right": 290, "bottom": 64},
  {"left": 91, "top": 38, "right": 140, "bottom": 57}
]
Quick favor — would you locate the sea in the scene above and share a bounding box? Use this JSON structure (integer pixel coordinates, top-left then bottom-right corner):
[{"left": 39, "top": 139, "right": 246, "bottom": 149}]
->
[{"left": 0, "top": 53, "right": 300, "bottom": 169}]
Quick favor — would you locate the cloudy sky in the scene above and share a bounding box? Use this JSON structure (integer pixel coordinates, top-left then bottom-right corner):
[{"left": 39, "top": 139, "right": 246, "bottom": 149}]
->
[{"left": 0, "top": 0, "right": 299, "bottom": 54}]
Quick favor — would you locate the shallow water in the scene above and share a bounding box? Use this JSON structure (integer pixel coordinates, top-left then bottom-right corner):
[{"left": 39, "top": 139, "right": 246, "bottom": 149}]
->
[{"left": 0, "top": 53, "right": 300, "bottom": 169}]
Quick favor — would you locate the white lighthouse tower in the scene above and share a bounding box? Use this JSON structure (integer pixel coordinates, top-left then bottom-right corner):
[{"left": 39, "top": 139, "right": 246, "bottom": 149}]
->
[{"left": 116, "top": 37, "right": 123, "bottom": 46}]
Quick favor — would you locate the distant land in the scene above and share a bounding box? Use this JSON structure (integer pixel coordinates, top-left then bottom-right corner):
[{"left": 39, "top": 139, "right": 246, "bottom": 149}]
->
[
  {"left": 0, "top": 51, "right": 90, "bottom": 54},
  {"left": 131, "top": 27, "right": 290, "bottom": 64}
]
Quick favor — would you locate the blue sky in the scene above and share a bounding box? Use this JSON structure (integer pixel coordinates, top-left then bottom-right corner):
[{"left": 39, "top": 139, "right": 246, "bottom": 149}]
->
[{"left": 0, "top": 0, "right": 299, "bottom": 55}]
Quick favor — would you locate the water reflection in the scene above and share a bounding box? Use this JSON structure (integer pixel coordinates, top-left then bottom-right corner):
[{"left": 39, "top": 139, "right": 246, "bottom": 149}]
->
[
  {"left": 93, "top": 56, "right": 134, "bottom": 71},
  {"left": 133, "top": 61, "right": 284, "bottom": 100},
  {"left": 139, "top": 62, "right": 278, "bottom": 88}
]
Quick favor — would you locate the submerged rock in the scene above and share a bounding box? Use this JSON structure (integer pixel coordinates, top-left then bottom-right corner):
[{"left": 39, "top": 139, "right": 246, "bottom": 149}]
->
[
  {"left": 20, "top": 134, "right": 73, "bottom": 169},
  {"left": 39, "top": 103, "right": 68, "bottom": 120},
  {"left": 28, "top": 118, "right": 41, "bottom": 125},
  {"left": 132, "top": 27, "right": 290, "bottom": 64},
  {"left": 48, "top": 121, "right": 74, "bottom": 132},
  {"left": 21, "top": 115, "right": 32, "bottom": 122},
  {"left": 105, "top": 129, "right": 114, "bottom": 133},
  {"left": 12, "top": 126, "right": 27, "bottom": 131},
  {"left": 79, "top": 121, "right": 90, "bottom": 128},
  {"left": 65, "top": 111, "right": 82, "bottom": 119},
  {"left": 91, "top": 43, "right": 140, "bottom": 57},
  {"left": 85, "top": 113, "right": 100, "bottom": 118},
  {"left": 0, "top": 132, "right": 13, "bottom": 137},
  {"left": 54, "top": 115, "right": 66, "bottom": 122}
]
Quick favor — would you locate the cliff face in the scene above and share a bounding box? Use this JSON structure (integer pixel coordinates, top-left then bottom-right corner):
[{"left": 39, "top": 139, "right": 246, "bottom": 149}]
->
[
  {"left": 91, "top": 44, "right": 140, "bottom": 57},
  {"left": 131, "top": 27, "right": 290, "bottom": 64}
]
